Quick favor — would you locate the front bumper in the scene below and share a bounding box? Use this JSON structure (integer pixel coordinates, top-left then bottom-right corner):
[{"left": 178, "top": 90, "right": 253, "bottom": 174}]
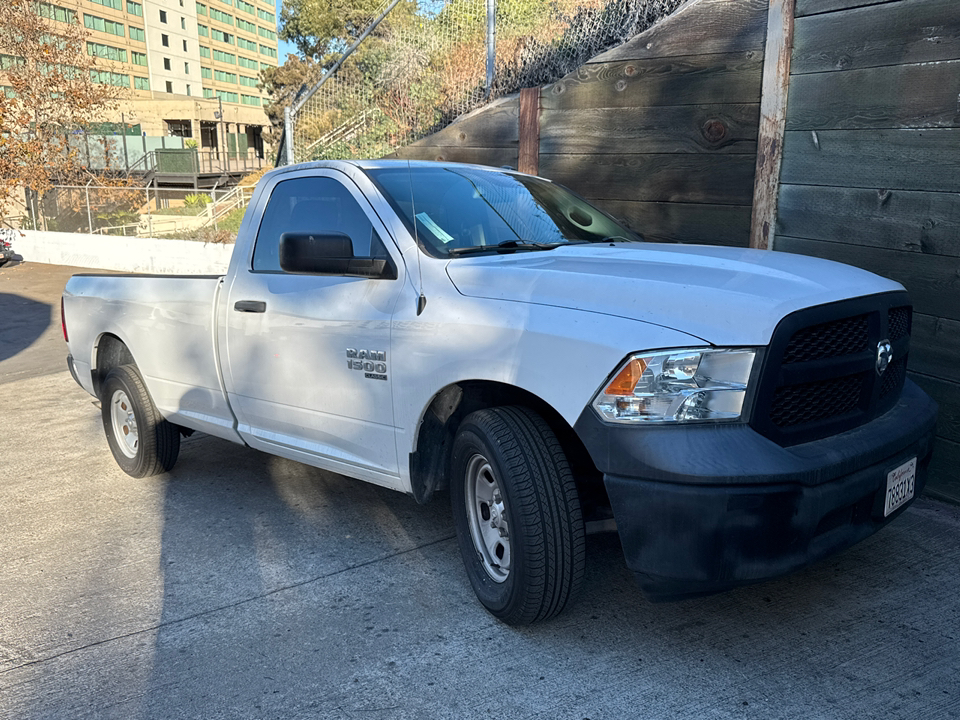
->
[{"left": 574, "top": 379, "right": 939, "bottom": 600}]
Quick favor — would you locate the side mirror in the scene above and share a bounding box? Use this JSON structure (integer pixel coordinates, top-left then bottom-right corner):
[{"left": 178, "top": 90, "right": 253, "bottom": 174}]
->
[{"left": 279, "top": 232, "right": 396, "bottom": 279}]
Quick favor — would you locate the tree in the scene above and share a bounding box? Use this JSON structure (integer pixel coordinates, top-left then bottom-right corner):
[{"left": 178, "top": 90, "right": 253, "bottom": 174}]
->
[
  {"left": 0, "top": 0, "right": 123, "bottom": 206},
  {"left": 258, "top": 55, "right": 325, "bottom": 151},
  {"left": 279, "top": 0, "right": 389, "bottom": 61}
]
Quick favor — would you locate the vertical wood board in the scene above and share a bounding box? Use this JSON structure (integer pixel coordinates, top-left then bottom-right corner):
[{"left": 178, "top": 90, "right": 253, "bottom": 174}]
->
[
  {"left": 750, "top": 0, "right": 796, "bottom": 250},
  {"left": 517, "top": 87, "right": 540, "bottom": 176}
]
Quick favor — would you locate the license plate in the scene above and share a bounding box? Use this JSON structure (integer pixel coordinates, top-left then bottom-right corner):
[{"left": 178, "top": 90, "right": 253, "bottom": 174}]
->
[{"left": 884, "top": 457, "right": 916, "bottom": 517}]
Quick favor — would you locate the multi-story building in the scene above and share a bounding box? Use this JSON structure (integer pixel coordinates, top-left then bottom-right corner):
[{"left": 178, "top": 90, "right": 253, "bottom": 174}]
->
[{"left": 39, "top": 0, "right": 279, "bottom": 158}]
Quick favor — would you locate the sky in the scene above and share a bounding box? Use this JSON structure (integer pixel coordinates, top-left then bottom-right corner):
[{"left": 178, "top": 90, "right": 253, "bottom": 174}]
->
[{"left": 274, "top": 0, "right": 298, "bottom": 62}]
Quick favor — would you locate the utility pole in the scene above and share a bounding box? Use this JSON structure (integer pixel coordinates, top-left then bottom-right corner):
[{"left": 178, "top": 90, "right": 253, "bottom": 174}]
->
[{"left": 215, "top": 95, "right": 225, "bottom": 167}]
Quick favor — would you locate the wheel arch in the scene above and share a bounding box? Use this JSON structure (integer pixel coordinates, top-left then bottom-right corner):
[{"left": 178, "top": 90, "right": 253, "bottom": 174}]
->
[
  {"left": 91, "top": 332, "right": 136, "bottom": 397},
  {"left": 408, "top": 379, "right": 602, "bottom": 506}
]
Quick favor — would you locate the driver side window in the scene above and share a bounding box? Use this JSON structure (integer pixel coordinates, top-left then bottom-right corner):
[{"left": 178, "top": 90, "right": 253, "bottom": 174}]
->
[{"left": 252, "top": 176, "right": 385, "bottom": 272}]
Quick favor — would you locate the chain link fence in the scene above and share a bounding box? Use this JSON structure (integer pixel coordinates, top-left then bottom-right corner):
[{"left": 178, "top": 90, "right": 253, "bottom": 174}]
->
[
  {"left": 288, "top": 0, "right": 683, "bottom": 164},
  {"left": 12, "top": 183, "right": 257, "bottom": 242}
]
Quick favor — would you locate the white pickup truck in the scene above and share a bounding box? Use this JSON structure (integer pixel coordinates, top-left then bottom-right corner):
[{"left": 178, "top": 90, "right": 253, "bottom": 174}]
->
[{"left": 63, "top": 160, "right": 938, "bottom": 624}]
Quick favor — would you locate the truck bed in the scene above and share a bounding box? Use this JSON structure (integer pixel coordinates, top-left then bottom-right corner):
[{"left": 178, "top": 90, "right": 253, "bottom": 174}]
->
[{"left": 63, "top": 274, "right": 241, "bottom": 443}]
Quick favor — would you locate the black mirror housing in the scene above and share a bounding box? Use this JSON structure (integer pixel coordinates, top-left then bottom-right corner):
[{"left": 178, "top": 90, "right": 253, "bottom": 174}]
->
[{"left": 279, "top": 233, "right": 396, "bottom": 279}]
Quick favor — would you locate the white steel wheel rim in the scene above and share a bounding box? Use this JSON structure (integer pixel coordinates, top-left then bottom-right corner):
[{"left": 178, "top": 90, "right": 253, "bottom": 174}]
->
[
  {"left": 465, "top": 453, "right": 511, "bottom": 583},
  {"left": 110, "top": 389, "right": 139, "bottom": 459}
]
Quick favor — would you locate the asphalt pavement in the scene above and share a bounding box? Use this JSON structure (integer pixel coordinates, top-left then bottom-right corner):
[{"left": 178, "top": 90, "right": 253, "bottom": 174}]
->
[{"left": 1, "top": 261, "right": 959, "bottom": 719}]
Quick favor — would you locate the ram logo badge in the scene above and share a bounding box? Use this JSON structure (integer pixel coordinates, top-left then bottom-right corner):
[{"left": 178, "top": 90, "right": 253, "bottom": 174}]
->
[
  {"left": 346, "top": 348, "right": 388, "bottom": 380},
  {"left": 876, "top": 340, "right": 892, "bottom": 376}
]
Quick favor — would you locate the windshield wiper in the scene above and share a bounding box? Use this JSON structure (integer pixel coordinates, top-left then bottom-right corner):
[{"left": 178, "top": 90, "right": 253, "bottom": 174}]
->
[{"left": 447, "top": 240, "right": 558, "bottom": 257}]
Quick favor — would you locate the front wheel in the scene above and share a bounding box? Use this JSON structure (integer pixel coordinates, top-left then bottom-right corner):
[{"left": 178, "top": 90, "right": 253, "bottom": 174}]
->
[
  {"left": 451, "top": 406, "right": 585, "bottom": 625},
  {"left": 100, "top": 364, "right": 180, "bottom": 478}
]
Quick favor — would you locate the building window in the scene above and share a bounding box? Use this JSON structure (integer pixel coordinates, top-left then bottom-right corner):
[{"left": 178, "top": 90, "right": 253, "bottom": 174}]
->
[
  {"left": 90, "top": 0, "right": 122, "bottom": 10},
  {"left": 237, "top": 55, "right": 257, "bottom": 69},
  {"left": 209, "top": 8, "right": 233, "bottom": 24},
  {"left": 201, "top": 66, "right": 212, "bottom": 78},
  {"left": 132, "top": 50, "right": 147, "bottom": 66},
  {"left": 83, "top": 14, "right": 125, "bottom": 37},
  {"left": 183, "top": 39, "right": 188, "bottom": 51},
  {"left": 199, "top": 45, "right": 211, "bottom": 58},
  {"left": 166, "top": 119, "right": 192, "bottom": 137},
  {"left": 163, "top": 57, "right": 171, "bottom": 70},
  {"left": 258, "top": 44, "right": 276, "bottom": 58},
  {"left": 181, "top": 17, "right": 186, "bottom": 29},
  {"left": 203, "top": 87, "right": 214, "bottom": 98},
  {"left": 186, "top": 84, "right": 191, "bottom": 96},
  {"left": 237, "top": 37, "right": 256, "bottom": 51},
  {"left": 236, "top": 0, "right": 254, "bottom": 14},
  {"left": 212, "top": 49, "right": 235, "bottom": 63},
  {"left": 197, "top": 2, "right": 206, "bottom": 14},
  {"left": 236, "top": 18, "right": 254, "bottom": 33},
  {"left": 166, "top": 80, "right": 173, "bottom": 93},
  {"left": 126, "top": 1, "right": 143, "bottom": 16},
  {"left": 257, "top": 26, "right": 275, "bottom": 40},
  {"left": 37, "top": 3, "right": 77, "bottom": 24},
  {"left": 214, "top": 69, "right": 236, "bottom": 83},
  {"left": 241, "top": 93, "right": 260, "bottom": 106},
  {"left": 86, "top": 42, "right": 127, "bottom": 63},
  {"left": 198, "top": 24, "right": 208, "bottom": 36},
  {"left": 134, "top": 76, "right": 149, "bottom": 90},
  {"left": 161, "top": 34, "right": 169, "bottom": 47},
  {"left": 90, "top": 69, "right": 130, "bottom": 87},
  {"left": 159, "top": 9, "right": 167, "bottom": 22},
  {"left": 129, "top": 26, "right": 145, "bottom": 42}
]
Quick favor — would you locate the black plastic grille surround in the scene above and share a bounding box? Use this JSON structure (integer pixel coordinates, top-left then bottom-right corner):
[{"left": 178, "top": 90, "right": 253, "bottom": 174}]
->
[{"left": 751, "top": 293, "right": 912, "bottom": 447}]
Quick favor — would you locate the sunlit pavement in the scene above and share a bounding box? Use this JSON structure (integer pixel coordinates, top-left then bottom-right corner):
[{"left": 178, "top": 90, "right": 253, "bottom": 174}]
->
[{"left": 1, "top": 262, "right": 958, "bottom": 719}]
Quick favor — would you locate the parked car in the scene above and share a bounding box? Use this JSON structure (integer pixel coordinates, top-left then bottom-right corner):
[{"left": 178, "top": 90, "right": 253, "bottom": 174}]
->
[
  {"left": 62, "top": 160, "right": 937, "bottom": 624},
  {"left": 0, "top": 228, "right": 15, "bottom": 266}
]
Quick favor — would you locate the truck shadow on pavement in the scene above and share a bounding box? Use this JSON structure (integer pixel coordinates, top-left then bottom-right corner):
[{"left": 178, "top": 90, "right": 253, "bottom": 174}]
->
[
  {"left": 0, "top": 292, "right": 51, "bottom": 363},
  {"left": 122, "top": 429, "right": 960, "bottom": 719}
]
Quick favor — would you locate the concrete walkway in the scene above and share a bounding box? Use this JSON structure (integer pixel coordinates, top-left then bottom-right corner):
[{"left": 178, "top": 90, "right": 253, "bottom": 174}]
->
[{"left": 2, "top": 261, "right": 958, "bottom": 719}]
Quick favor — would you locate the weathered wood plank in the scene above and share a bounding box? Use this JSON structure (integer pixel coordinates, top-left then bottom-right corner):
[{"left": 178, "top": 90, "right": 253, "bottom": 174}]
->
[
  {"left": 539, "top": 104, "right": 759, "bottom": 155},
  {"left": 911, "top": 314, "right": 960, "bottom": 384},
  {"left": 795, "top": 0, "right": 898, "bottom": 17},
  {"left": 793, "top": 0, "right": 960, "bottom": 73},
  {"left": 776, "top": 185, "right": 960, "bottom": 257},
  {"left": 596, "top": 200, "right": 751, "bottom": 246},
  {"left": 786, "top": 61, "right": 960, "bottom": 130},
  {"left": 780, "top": 128, "right": 960, "bottom": 192},
  {"left": 591, "top": 0, "right": 768, "bottom": 63},
  {"left": 539, "top": 153, "right": 757, "bottom": 205},
  {"left": 401, "top": 98, "right": 518, "bottom": 149},
  {"left": 750, "top": 0, "right": 796, "bottom": 250},
  {"left": 391, "top": 146, "right": 518, "bottom": 167},
  {"left": 909, "top": 371, "right": 960, "bottom": 445},
  {"left": 541, "top": 53, "right": 763, "bottom": 112},
  {"left": 923, "top": 437, "right": 960, "bottom": 504},
  {"left": 517, "top": 87, "right": 540, "bottom": 176},
  {"left": 774, "top": 236, "right": 960, "bottom": 321}
]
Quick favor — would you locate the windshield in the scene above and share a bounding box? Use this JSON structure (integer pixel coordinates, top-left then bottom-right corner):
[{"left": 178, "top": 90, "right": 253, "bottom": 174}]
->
[{"left": 365, "top": 165, "right": 642, "bottom": 258}]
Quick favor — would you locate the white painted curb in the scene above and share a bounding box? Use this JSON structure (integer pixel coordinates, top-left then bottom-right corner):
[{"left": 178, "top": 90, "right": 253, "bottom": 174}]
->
[{"left": 10, "top": 230, "right": 234, "bottom": 275}]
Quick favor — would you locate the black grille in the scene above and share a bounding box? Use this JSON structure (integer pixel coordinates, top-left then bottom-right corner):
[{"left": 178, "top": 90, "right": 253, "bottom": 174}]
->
[
  {"left": 781, "top": 315, "right": 869, "bottom": 364},
  {"left": 888, "top": 307, "right": 911, "bottom": 341},
  {"left": 751, "top": 293, "right": 912, "bottom": 446},
  {"left": 881, "top": 354, "right": 908, "bottom": 398},
  {"left": 770, "top": 374, "right": 865, "bottom": 427}
]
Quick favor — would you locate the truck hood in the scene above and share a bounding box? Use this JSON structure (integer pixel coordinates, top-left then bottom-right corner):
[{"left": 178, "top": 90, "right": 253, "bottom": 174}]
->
[{"left": 445, "top": 243, "right": 904, "bottom": 346}]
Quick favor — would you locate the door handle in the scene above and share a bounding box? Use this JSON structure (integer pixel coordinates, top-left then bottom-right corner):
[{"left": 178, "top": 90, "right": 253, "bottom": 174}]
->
[{"left": 234, "top": 300, "right": 266, "bottom": 313}]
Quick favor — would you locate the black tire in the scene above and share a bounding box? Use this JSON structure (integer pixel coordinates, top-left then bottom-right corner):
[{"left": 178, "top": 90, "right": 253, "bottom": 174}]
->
[
  {"left": 100, "top": 364, "right": 180, "bottom": 478},
  {"left": 450, "top": 406, "right": 585, "bottom": 625}
]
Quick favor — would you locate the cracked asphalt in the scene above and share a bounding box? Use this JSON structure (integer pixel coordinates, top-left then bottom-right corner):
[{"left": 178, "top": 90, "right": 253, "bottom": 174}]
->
[{"left": 1, "top": 262, "right": 959, "bottom": 719}]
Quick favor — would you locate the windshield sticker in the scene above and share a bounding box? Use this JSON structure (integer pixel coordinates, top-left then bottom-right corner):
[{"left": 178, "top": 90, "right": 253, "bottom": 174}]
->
[{"left": 415, "top": 212, "right": 455, "bottom": 244}]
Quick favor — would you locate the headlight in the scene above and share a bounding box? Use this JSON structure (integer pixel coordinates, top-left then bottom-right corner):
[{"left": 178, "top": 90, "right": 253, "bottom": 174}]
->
[{"left": 592, "top": 348, "right": 758, "bottom": 424}]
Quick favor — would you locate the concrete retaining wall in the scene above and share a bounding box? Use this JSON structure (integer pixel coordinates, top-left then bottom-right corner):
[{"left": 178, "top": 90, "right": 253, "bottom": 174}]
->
[{"left": 10, "top": 230, "right": 234, "bottom": 275}]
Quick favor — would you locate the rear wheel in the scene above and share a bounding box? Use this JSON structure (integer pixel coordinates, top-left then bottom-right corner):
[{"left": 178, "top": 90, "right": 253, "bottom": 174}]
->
[
  {"left": 101, "top": 364, "right": 180, "bottom": 478},
  {"left": 451, "top": 406, "right": 585, "bottom": 625}
]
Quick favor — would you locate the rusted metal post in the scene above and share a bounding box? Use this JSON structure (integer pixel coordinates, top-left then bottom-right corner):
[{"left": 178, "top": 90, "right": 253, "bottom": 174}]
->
[{"left": 749, "top": 0, "right": 796, "bottom": 250}]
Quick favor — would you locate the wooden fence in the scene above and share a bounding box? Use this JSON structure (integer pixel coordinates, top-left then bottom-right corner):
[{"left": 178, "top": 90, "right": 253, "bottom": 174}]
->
[
  {"left": 775, "top": 0, "right": 960, "bottom": 503},
  {"left": 398, "top": 0, "right": 959, "bottom": 501}
]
